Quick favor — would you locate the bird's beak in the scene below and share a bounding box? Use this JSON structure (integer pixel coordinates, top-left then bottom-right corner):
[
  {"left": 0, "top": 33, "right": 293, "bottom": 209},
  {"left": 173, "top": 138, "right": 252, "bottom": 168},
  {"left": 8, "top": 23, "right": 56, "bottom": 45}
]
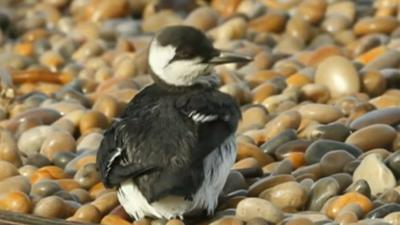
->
[{"left": 208, "top": 50, "right": 253, "bottom": 65}]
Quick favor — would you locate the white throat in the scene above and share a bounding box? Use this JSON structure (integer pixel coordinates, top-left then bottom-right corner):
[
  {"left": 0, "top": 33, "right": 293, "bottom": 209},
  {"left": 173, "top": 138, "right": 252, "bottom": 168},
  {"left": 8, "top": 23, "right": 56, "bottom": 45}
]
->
[{"left": 148, "top": 40, "right": 214, "bottom": 86}]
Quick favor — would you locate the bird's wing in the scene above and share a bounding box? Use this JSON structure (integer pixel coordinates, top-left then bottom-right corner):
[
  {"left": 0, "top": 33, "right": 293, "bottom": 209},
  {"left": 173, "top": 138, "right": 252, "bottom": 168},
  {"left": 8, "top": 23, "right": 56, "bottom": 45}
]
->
[{"left": 175, "top": 89, "right": 241, "bottom": 161}]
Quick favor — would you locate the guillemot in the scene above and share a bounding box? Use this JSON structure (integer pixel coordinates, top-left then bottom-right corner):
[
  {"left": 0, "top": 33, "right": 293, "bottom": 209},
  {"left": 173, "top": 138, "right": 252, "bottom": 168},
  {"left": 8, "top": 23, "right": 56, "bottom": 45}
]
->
[{"left": 96, "top": 25, "right": 252, "bottom": 220}]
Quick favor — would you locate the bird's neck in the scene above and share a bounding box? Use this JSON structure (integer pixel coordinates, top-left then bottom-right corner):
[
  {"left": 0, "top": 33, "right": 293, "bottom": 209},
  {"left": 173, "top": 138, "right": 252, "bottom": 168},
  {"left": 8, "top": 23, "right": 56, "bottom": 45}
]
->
[{"left": 150, "top": 72, "right": 219, "bottom": 93}]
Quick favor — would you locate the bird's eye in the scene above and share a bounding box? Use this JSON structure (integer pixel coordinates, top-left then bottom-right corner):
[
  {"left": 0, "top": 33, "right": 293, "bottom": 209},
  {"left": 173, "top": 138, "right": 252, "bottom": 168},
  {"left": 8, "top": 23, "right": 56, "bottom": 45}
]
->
[{"left": 177, "top": 48, "right": 192, "bottom": 58}]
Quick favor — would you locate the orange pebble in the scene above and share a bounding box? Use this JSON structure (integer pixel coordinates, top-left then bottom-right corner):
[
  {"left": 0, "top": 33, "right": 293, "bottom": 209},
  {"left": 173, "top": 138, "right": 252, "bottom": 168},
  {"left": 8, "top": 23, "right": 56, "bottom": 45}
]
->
[
  {"left": 14, "top": 42, "right": 34, "bottom": 56},
  {"left": 89, "top": 182, "right": 106, "bottom": 199},
  {"left": 101, "top": 215, "right": 132, "bottom": 225},
  {"left": 57, "top": 179, "right": 81, "bottom": 191},
  {"left": 282, "top": 152, "right": 305, "bottom": 169},
  {"left": 11, "top": 69, "right": 73, "bottom": 84},
  {"left": 30, "top": 171, "right": 53, "bottom": 184},
  {"left": 251, "top": 82, "right": 279, "bottom": 104},
  {"left": 326, "top": 192, "right": 373, "bottom": 219},
  {"left": 0, "top": 191, "right": 32, "bottom": 213},
  {"left": 307, "top": 46, "right": 342, "bottom": 66},
  {"left": 286, "top": 73, "right": 312, "bottom": 87},
  {"left": 355, "top": 46, "right": 387, "bottom": 64},
  {"left": 38, "top": 166, "right": 69, "bottom": 179}
]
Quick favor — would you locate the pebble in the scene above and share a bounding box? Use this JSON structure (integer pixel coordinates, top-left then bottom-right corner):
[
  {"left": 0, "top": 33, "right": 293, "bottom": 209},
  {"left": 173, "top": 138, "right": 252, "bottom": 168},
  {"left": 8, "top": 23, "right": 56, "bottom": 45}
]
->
[
  {"left": 31, "top": 180, "right": 62, "bottom": 198},
  {"left": 248, "top": 174, "right": 295, "bottom": 197},
  {"left": 40, "top": 130, "right": 76, "bottom": 160},
  {"left": 298, "top": 103, "right": 343, "bottom": 124},
  {"left": 354, "top": 17, "right": 398, "bottom": 36},
  {"left": 320, "top": 150, "right": 356, "bottom": 176},
  {"left": 0, "top": 175, "right": 31, "bottom": 195},
  {"left": 0, "top": 160, "right": 19, "bottom": 181},
  {"left": 68, "top": 204, "right": 102, "bottom": 223},
  {"left": 236, "top": 198, "right": 284, "bottom": 223},
  {"left": 314, "top": 56, "right": 360, "bottom": 98},
  {"left": 260, "top": 128, "right": 297, "bottom": 155},
  {"left": 349, "top": 108, "right": 400, "bottom": 130},
  {"left": 79, "top": 110, "right": 109, "bottom": 135},
  {"left": 366, "top": 203, "right": 400, "bottom": 219},
  {"left": 345, "top": 179, "right": 371, "bottom": 198},
  {"left": 17, "top": 125, "right": 57, "bottom": 156},
  {"left": 383, "top": 212, "right": 400, "bottom": 225},
  {"left": 325, "top": 192, "right": 373, "bottom": 219},
  {"left": 0, "top": 128, "right": 22, "bottom": 167},
  {"left": 73, "top": 163, "right": 99, "bottom": 189},
  {"left": 307, "top": 177, "right": 340, "bottom": 211},
  {"left": 33, "top": 196, "right": 74, "bottom": 218},
  {"left": 305, "top": 140, "right": 362, "bottom": 165},
  {"left": 385, "top": 151, "right": 400, "bottom": 179},
  {"left": 184, "top": 7, "right": 218, "bottom": 31},
  {"left": 259, "top": 181, "right": 307, "bottom": 212},
  {"left": 0, "top": 191, "right": 32, "bottom": 213},
  {"left": 345, "top": 124, "right": 396, "bottom": 151},
  {"left": 353, "top": 154, "right": 396, "bottom": 196}
]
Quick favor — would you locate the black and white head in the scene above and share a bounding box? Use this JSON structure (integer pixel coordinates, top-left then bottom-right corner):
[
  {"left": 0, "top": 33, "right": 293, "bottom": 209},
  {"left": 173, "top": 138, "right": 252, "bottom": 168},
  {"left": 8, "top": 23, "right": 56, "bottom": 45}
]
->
[{"left": 148, "top": 25, "right": 252, "bottom": 87}]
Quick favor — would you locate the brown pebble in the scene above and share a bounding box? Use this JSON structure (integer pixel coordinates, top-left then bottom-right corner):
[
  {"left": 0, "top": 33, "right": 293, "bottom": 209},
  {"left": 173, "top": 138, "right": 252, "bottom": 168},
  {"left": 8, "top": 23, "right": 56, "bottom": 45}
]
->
[
  {"left": 40, "top": 131, "right": 76, "bottom": 160},
  {"left": 237, "top": 142, "right": 274, "bottom": 166},
  {"left": 249, "top": 11, "right": 287, "bottom": 33},
  {"left": 100, "top": 214, "right": 132, "bottom": 225},
  {"left": 238, "top": 105, "right": 269, "bottom": 132},
  {"left": 69, "top": 204, "right": 102, "bottom": 223},
  {"left": 233, "top": 157, "right": 260, "bottom": 170},
  {"left": 354, "top": 16, "right": 398, "bottom": 36},
  {"left": 298, "top": 103, "right": 343, "bottom": 124},
  {"left": 79, "top": 110, "right": 109, "bottom": 135},
  {"left": 73, "top": 163, "right": 100, "bottom": 189},
  {"left": 286, "top": 217, "right": 315, "bottom": 225},
  {"left": 0, "top": 128, "right": 22, "bottom": 167},
  {"left": 0, "top": 175, "right": 31, "bottom": 195},
  {"left": 0, "top": 160, "right": 18, "bottom": 181},
  {"left": 296, "top": 0, "right": 326, "bottom": 24},
  {"left": 325, "top": 192, "right": 373, "bottom": 219},
  {"left": 345, "top": 124, "right": 396, "bottom": 151},
  {"left": 90, "top": 191, "right": 119, "bottom": 215},
  {"left": 92, "top": 95, "right": 121, "bottom": 122},
  {"left": 33, "top": 196, "right": 72, "bottom": 218}
]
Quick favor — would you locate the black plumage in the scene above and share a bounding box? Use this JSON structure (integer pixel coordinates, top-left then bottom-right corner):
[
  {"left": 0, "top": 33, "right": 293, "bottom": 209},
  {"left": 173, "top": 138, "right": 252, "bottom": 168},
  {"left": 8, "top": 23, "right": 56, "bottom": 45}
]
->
[{"left": 97, "top": 83, "right": 241, "bottom": 203}]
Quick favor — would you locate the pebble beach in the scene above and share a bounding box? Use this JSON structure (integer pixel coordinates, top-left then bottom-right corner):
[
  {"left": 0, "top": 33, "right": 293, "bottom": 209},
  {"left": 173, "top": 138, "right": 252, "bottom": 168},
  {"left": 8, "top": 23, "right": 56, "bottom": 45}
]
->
[{"left": 0, "top": 0, "right": 399, "bottom": 225}]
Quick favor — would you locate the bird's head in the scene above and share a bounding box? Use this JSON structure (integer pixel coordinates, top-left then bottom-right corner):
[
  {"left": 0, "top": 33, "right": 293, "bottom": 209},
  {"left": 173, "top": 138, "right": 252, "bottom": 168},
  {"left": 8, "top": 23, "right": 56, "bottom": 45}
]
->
[{"left": 148, "top": 25, "right": 252, "bottom": 87}]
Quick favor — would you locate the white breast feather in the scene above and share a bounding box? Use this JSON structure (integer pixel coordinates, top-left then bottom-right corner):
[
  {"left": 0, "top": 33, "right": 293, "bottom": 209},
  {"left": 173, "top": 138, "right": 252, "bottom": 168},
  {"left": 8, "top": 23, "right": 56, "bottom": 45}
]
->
[{"left": 117, "top": 135, "right": 236, "bottom": 220}]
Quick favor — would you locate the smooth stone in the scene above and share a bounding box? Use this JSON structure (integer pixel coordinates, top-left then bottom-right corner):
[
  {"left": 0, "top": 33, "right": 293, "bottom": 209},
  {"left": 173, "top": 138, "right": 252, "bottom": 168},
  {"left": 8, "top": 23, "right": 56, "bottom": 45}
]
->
[
  {"left": 92, "top": 95, "right": 120, "bottom": 122},
  {"left": 142, "top": 10, "right": 182, "bottom": 33},
  {"left": 350, "top": 108, "right": 400, "bottom": 130},
  {"left": 33, "top": 196, "right": 75, "bottom": 218},
  {"left": 237, "top": 142, "right": 274, "bottom": 167},
  {"left": 90, "top": 191, "right": 119, "bottom": 215},
  {"left": 0, "top": 175, "right": 31, "bottom": 195},
  {"left": 271, "top": 159, "right": 293, "bottom": 175},
  {"left": 69, "top": 204, "right": 102, "bottom": 223},
  {"left": 326, "top": 1, "right": 355, "bottom": 22},
  {"left": 300, "top": 83, "right": 331, "bottom": 103},
  {"left": 52, "top": 152, "right": 77, "bottom": 169},
  {"left": 366, "top": 203, "right": 400, "bottom": 219},
  {"left": 183, "top": 7, "right": 218, "bottom": 31},
  {"left": 353, "top": 154, "right": 396, "bottom": 196},
  {"left": 248, "top": 174, "right": 295, "bottom": 197},
  {"left": 246, "top": 217, "right": 273, "bottom": 225},
  {"left": 322, "top": 15, "right": 351, "bottom": 33},
  {"left": 359, "top": 149, "right": 391, "bottom": 161},
  {"left": 345, "top": 180, "right": 371, "bottom": 199},
  {"left": 385, "top": 151, "right": 400, "bottom": 178},
  {"left": 331, "top": 173, "right": 353, "bottom": 193},
  {"left": 238, "top": 105, "right": 269, "bottom": 132},
  {"left": 296, "top": 0, "right": 326, "bottom": 24},
  {"left": 285, "top": 15, "right": 312, "bottom": 42},
  {"left": 31, "top": 180, "right": 62, "bottom": 198},
  {"left": 285, "top": 217, "right": 315, "bottom": 225},
  {"left": 362, "top": 50, "right": 400, "bottom": 72},
  {"left": 378, "top": 189, "right": 400, "bottom": 204},
  {"left": 79, "top": 110, "right": 109, "bottom": 135},
  {"left": 345, "top": 124, "right": 396, "bottom": 151},
  {"left": 0, "top": 128, "right": 22, "bottom": 167},
  {"left": 260, "top": 129, "right": 297, "bottom": 155},
  {"left": 325, "top": 192, "right": 373, "bottom": 219},
  {"left": 361, "top": 71, "right": 387, "bottom": 97},
  {"left": 65, "top": 150, "right": 96, "bottom": 174},
  {"left": 298, "top": 104, "right": 343, "bottom": 124},
  {"left": 354, "top": 17, "right": 398, "bottom": 36},
  {"left": 233, "top": 157, "right": 260, "bottom": 170},
  {"left": 73, "top": 163, "right": 99, "bottom": 189},
  {"left": 0, "top": 191, "right": 32, "bottom": 214},
  {"left": 18, "top": 126, "right": 57, "bottom": 156},
  {"left": 101, "top": 215, "right": 132, "bottom": 225},
  {"left": 222, "top": 171, "right": 247, "bottom": 196},
  {"left": 210, "top": 216, "right": 245, "bottom": 225},
  {"left": 259, "top": 181, "right": 307, "bottom": 212},
  {"left": 264, "top": 111, "right": 301, "bottom": 140},
  {"left": 236, "top": 198, "right": 284, "bottom": 223},
  {"left": 77, "top": 132, "right": 103, "bottom": 152},
  {"left": 287, "top": 212, "right": 329, "bottom": 223},
  {"left": 383, "top": 212, "right": 400, "bottom": 225},
  {"left": 292, "top": 163, "right": 322, "bottom": 181},
  {"left": 320, "top": 150, "right": 356, "bottom": 176},
  {"left": 13, "top": 108, "right": 61, "bottom": 125},
  {"left": 275, "top": 140, "right": 312, "bottom": 159},
  {"left": 305, "top": 140, "right": 362, "bottom": 165},
  {"left": 0, "top": 160, "right": 19, "bottom": 181},
  {"left": 315, "top": 56, "right": 360, "bottom": 98},
  {"left": 39, "top": 130, "right": 76, "bottom": 160},
  {"left": 26, "top": 154, "right": 51, "bottom": 167},
  {"left": 248, "top": 11, "right": 287, "bottom": 33},
  {"left": 307, "top": 177, "right": 340, "bottom": 211},
  {"left": 313, "top": 123, "right": 351, "bottom": 142},
  {"left": 344, "top": 160, "right": 361, "bottom": 174},
  {"left": 70, "top": 188, "right": 91, "bottom": 204}
]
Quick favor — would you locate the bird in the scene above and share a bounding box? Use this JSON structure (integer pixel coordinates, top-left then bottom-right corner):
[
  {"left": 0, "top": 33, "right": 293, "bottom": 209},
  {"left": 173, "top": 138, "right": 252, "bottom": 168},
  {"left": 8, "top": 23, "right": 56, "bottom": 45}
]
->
[{"left": 96, "top": 25, "right": 252, "bottom": 220}]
